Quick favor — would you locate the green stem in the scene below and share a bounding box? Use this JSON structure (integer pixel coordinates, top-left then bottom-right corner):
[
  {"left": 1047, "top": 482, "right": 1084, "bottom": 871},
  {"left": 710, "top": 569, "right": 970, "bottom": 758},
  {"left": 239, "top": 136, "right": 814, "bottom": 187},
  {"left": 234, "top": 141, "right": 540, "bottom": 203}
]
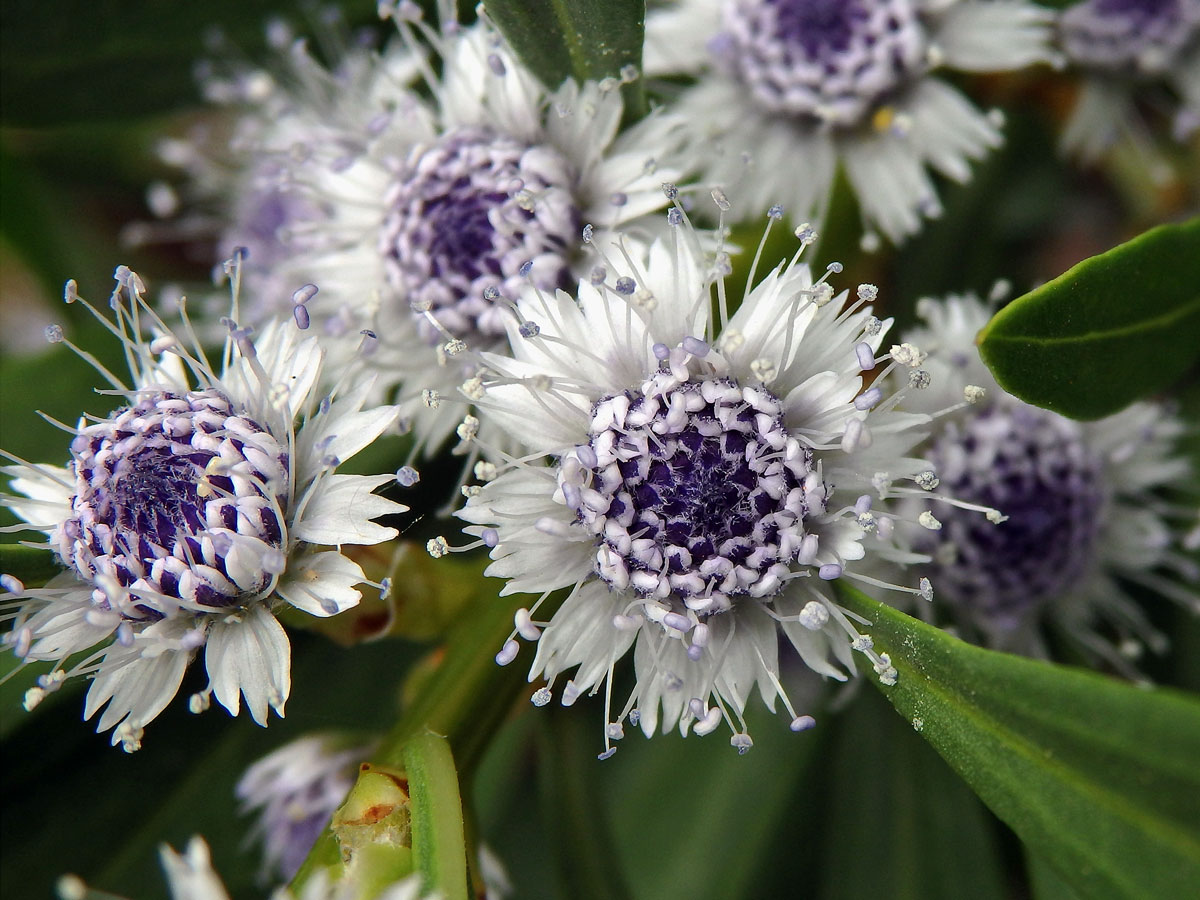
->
[
  {"left": 290, "top": 585, "right": 530, "bottom": 891},
  {"left": 404, "top": 732, "right": 470, "bottom": 900}
]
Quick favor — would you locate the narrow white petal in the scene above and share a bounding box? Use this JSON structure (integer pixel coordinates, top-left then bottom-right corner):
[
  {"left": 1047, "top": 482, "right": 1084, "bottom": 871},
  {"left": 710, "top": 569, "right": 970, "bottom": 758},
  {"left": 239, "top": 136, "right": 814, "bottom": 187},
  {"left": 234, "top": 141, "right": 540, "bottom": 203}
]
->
[
  {"left": 293, "top": 474, "right": 403, "bottom": 546},
  {"left": 87, "top": 635, "right": 192, "bottom": 735},
  {"left": 206, "top": 604, "right": 290, "bottom": 725},
  {"left": 841, "top": 132, "right": 938, "bottom": 243},
  {"left": 906, "top": 80, "right": 1001, "bottom": 182},
  {"left": 934, "top": 1, "right": 1056, "bottom": 71},
  {"left": 275, "top": 551, "right": 366, "bottom": 617}
]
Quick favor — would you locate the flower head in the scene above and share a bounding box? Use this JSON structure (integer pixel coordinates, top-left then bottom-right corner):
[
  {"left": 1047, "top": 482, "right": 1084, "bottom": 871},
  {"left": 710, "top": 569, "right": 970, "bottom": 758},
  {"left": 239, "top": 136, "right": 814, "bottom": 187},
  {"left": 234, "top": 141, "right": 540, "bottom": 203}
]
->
[
  {"left": 453, "top": 204, "right": 975, "bottom": 753},
  {"left": 2, "top": 264, "right": 406, "bottom": 750},
  {"left": 1058, "top": 0, "right": 1200, "bottom": 162},
  {"left": 644, "top": 0, "right": 1055, "bottom": 244},
  {"left": 885, "top": 294, "right": 1196, "bottom": 670},
  {"left": 164, "top": 8, "right": 686, "bottom": 451},
  {"left": 237, "top": 734, "right": 374, "bottom": 884}
]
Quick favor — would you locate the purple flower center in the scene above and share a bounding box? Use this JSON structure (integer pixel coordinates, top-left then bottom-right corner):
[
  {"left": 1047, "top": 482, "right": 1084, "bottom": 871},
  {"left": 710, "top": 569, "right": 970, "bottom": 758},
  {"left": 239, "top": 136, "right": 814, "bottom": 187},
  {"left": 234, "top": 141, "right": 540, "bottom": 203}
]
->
[
  {"left": 562, "top": 375, "right": 814, "bottom": 614},
  {"left": 715, "top": 0, "right": 926, "bottom": 125},
  {"left": 774, "top": 0, "right": 867, "bottom": 56},
  {"left": 60, "top": 390, "right": 289, "bottom": 616},
  {"left": 921, "top": 405, "right": 1106, "bottom": 628},
  {"left": 1061, "top": 0, "right": 1199, "bottom": 73},
  {"left": 380, "top": 128, "right": 580, "bottom": 345}
]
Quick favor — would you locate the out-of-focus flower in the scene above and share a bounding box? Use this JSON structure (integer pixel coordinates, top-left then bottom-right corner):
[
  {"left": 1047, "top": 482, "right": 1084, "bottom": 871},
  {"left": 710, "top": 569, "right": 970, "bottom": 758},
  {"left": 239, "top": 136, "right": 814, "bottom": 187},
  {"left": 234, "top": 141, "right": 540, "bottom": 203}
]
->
[
  {"left": 238, "top": 734, "right": 376, "bottom": 884},
  {"left": 886, "top": 294, "right": 1197, "bottom": 671},
  {"left": 1058, "top": 0, "right": 1200, "bottom": 165},
  {"left": 2, "top": 264, "right": 405, "bottom": 751},
  {"left": 154, "top": 6, "right": 687, "bottom": 451},
  {"left": 644, "top": 0, "right": 1056, "bottom": 245}
]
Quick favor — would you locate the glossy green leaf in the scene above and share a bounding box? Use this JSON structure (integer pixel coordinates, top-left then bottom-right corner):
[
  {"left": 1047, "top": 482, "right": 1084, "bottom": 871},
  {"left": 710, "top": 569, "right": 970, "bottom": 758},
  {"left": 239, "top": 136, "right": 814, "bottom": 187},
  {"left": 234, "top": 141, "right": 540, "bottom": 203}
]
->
[
  {"left": 834, "top": 583, "right": 1200, "bottom": 900},
  {"left": 978, "top": 218, "right": 1200, "bottom": 420},
  {"left": 482, "top": 0, "right": 645, "bottom": 110},
  {"left": 404, "top": 731, "right": 470, "bottom": 900},
  {"left": 1028, "top": 851, "right": 1087, "bottom": 900}
]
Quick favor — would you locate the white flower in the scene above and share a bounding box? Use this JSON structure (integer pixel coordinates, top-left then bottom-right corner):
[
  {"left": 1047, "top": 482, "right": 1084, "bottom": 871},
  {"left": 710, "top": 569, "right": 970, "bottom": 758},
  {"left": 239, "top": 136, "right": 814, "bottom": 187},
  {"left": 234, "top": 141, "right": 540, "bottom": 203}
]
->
[
  {"left": 1057, "top": 0, "right": 1200, "bottom": 166},
  {"left": 886, "top": 294, "right": 1197, "bottom": 672},
  {"left": 1, "top": 266, "right": 406, "bottom": 751},
  {"left": 163, "top": 7, "right": 686, "bottom": 451},
  {"left": 644, "top": 0, "right": 1056, "bottom": 244},
  {"left": 57, "top": 836, "right": 429, "bottom": 900},
  {"left": 237, "top": 734, "right": 375, "bottom": 884},
  {"left": 454, "top": 205, "right": 968, "bottom": 753}
]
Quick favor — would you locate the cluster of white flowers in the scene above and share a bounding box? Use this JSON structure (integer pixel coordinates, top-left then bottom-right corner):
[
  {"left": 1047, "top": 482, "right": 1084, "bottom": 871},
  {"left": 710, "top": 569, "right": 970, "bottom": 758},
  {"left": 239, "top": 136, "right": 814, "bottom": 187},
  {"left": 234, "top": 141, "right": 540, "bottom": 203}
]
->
[
  {"left": 2, "top": 2, "right": 1197, "bottom": 893},
  {"left": 152, "top": 3, "right": 688, "bottom": 451},
  {"left": 4, "top": 0, "right": 1194, "bottom": 761}
]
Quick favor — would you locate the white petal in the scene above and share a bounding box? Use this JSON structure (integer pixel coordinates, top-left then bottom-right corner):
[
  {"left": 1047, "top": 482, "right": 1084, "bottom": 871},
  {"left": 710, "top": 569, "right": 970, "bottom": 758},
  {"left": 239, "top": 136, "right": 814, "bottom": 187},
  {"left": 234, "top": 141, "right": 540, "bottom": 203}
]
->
[
  {"left": 206, "top": 604, "right": 290, "bottom": 725},
  {"left": 86, "top": 628, "right": 193, "bottom": 736},
  {"left": 292, "top": 473, "right": 403, "bottom": 546},
  {"left": 724, "top": 263, "right": 820, "bottom": 375},
  {"left": 1062, "top": 80, "right": 1129, "bottom": 161},
  {"left": 674, "top": 79, "right": 836, "bottom": 225},
  {"left": 2, "top": 463, "right": 74, "bottom": 532},
  {"left": 275, "top": 551, "right": 366, "bottom": 617},
  {"left": 840, "top": 130, "right": 939, "bottom": 244},
  {"left": 643, "top": 0, "right": 721, "bottom": 76},
  {"left": 546, "top": 80, "right": 622, "bottom": 174},
  {"left": 529, "top": 581, "right": 637, "bottom": 690},
  {"left": 230, "top": 322, "right": 323, "bottom": 423},
  {"left": 933, "top": 1, "right": 1055, "bottom": 71},
  {"left": 296, "top": 375, "right": 399, "bottom": 470},
  {"left": 159, "top": 838, "right": 233, "bottom": 900},
  {"left": 906, "top": 80, "right": 1001, "bottom": 183},
  {"left": 27, "top": 603, "right": 113, "bottom": 660}
]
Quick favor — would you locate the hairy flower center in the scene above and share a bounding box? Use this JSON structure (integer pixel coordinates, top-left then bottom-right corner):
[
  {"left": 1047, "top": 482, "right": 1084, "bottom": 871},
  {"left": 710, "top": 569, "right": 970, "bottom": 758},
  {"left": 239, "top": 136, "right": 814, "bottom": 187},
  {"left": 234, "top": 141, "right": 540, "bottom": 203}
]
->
[
  {"left": 716, "top": 0, "right": 927, "bottom": 125},
  {"left": 560, "top": 375, "right": 814, "bottom": 615},
  {"left": 60, "top": 390, "right": 289, "bottom": 616},
  {"left": 922, "top": 405, "right": 1106, "bottom": 625},
  {"left": 380, "top": 127, "right": 579, "bottom": 345},
  {"left": 1060, "top": 0, "right": 1199, "bottom": 74}
]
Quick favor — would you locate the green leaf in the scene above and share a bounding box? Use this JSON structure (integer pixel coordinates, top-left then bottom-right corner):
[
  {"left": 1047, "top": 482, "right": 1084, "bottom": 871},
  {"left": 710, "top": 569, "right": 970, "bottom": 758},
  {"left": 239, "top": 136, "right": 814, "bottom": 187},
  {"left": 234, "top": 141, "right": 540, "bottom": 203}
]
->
[
  {"left": 834, "top": 582, "right": 1200, "bottom": 900},
  {"left": 0, "top": 545, "right": 61, "bottom": 588},
  {"left": 978, "top": 218, "right": 1200, "bottom": 420},
  {"left": 482, "top": 0, "right": 645, "bottom": 110},
  {"left": 404, "top": 731, "right": 470, "bottom": 900},
  {"left": 1028, "top": 851, "right": 1088, "bottom": 900}
]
